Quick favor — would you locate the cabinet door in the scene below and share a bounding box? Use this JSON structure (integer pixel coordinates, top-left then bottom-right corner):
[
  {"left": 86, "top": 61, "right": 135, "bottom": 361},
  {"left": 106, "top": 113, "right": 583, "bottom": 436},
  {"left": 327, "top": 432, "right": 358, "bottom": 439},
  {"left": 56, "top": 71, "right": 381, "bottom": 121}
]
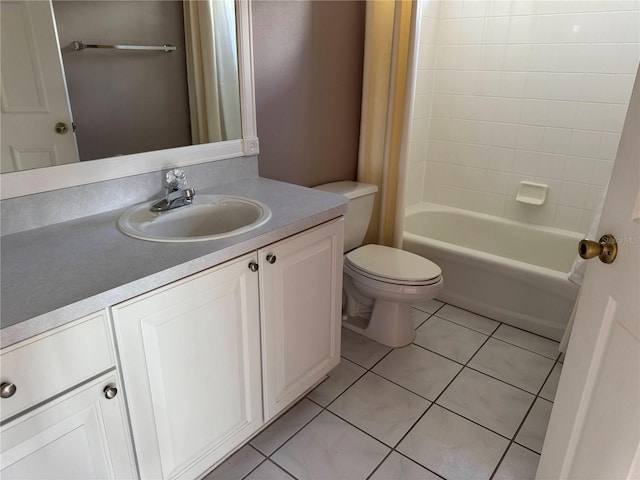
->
[
  {"left": 260, "top": 218, "right": 344, "bottom": 419},
  {"left": 0, "top": 372, "right": 136, "bottom": 479},
  {"left": 112, "top": 253, "right": 262, "bottom": 480}
]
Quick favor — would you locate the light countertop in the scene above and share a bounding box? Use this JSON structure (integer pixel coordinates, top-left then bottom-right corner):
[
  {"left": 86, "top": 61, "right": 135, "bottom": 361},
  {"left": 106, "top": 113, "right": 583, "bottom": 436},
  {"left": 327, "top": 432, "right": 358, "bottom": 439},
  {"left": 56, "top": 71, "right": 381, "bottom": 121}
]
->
[{"left": 1, "top": 177, "right": 348, "bottom": 348}]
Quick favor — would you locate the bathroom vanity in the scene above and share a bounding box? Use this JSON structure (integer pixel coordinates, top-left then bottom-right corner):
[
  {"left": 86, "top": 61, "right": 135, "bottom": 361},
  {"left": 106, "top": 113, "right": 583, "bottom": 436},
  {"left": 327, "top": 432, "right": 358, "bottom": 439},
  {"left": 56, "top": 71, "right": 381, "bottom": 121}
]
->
[
  {"left": 0, "top": 175, "right": 347, "bottom": 479},
  {"left": 0, "top": 2, "right": 349, "bottom": 476}
]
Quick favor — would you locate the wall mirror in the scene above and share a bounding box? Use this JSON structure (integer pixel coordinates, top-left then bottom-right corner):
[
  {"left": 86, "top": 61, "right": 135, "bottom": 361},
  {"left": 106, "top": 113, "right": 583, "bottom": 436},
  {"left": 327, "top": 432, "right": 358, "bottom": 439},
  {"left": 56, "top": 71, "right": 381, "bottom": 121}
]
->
[{"left": 0, "top": 0, "right": 257, "bottom": 199}]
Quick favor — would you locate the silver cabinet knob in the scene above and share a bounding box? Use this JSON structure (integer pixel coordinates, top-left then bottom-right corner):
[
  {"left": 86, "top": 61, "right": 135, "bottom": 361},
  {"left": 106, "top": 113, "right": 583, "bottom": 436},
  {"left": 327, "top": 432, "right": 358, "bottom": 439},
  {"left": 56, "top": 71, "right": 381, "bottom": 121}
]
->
[
  {"left": 0, "top": 382, "right": 16, "bottom": 398},
  {"left": 103, "top": 385, "right": 118, "bottom": 399},
  {"left": 248, "top": 261, "right": 259, "bottom": 272},
  {"left": 266, "top": 254, "right": 276, "bottom": 264}
]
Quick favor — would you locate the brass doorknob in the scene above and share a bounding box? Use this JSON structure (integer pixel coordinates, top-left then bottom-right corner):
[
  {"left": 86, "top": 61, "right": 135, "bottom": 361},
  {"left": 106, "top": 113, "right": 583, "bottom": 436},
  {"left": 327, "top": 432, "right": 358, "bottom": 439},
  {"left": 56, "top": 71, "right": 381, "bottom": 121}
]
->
[
  {"left": 579, "top": 234, "right": 617, "bottom": 264},
  {"left": 54, "top": 122, "right": 69, "bottom": 134}
]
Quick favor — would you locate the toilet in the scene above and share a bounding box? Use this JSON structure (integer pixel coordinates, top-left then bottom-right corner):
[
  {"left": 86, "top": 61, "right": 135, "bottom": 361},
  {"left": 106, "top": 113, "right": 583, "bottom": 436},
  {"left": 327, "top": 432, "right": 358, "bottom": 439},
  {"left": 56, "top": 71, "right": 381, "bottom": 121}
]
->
[{"left": 313, "top": 181, "right": 443, "bottom": 347}]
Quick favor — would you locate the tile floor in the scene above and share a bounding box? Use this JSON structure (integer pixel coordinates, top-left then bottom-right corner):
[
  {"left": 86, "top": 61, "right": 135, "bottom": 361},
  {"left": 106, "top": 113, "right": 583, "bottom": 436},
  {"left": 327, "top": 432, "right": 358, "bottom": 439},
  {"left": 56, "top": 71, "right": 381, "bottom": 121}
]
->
[{"left": 206, "top": 300, "right": 563, "bottom": 480}]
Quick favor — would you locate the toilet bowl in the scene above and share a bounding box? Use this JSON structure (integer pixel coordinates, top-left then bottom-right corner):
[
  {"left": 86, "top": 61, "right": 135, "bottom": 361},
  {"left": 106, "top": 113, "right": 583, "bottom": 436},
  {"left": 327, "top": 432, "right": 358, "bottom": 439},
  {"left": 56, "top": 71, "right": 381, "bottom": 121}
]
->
[
  {"left": 312, "top": 181, "right": 444, "bottom": 347},
  {"left": 342, "top": 244, "right": 443, "bottom": 347}
]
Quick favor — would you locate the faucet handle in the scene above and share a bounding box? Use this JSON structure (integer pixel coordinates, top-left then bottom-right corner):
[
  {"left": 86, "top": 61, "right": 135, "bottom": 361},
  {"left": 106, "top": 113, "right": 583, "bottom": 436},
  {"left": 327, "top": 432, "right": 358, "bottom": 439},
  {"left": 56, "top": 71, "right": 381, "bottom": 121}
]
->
[{"left": 165, "top": 168, "right": 187, "bottom": 192}]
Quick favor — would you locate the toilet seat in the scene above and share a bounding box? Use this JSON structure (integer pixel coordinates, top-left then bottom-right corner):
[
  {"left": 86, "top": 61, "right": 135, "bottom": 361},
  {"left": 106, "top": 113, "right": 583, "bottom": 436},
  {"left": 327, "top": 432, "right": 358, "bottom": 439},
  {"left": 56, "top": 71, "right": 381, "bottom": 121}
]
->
[{"left": 345, "top": 245, "right": 441, "bottom": 286}]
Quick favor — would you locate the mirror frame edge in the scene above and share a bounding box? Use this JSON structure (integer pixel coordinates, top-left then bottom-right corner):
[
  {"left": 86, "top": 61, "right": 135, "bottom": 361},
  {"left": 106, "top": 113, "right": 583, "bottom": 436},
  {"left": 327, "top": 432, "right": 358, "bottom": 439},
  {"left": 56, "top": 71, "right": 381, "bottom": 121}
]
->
[{"left": 0, "top": 0, "right": 258, "bottom": 200}]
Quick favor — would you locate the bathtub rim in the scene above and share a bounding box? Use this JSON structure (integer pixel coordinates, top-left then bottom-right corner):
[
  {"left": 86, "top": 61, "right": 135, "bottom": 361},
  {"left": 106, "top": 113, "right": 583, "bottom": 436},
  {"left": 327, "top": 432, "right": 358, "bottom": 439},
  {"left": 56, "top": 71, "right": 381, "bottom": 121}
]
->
[
  {"left": 404, "top": 201, "right": 583, "bottom": 280},
  {"left": 402, "top": 202, "right": 581, "bottom": 340},
  {"left": 405, "top": 201, "right": 584, "bottom": 240}
]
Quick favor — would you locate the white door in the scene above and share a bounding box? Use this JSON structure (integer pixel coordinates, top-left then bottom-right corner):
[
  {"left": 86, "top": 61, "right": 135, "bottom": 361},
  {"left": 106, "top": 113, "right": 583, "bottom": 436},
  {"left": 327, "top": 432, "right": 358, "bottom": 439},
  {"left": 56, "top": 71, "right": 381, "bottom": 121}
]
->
[
  {"left": 0, "top": 0, "right": 79, "bottom": 173},
  {"left": 112, "top": 253, "right": 263, "bottom": 480},
  {"left": 0, "top": 373, "right": 137, "bottom": 480},
  {"left": 536, "top": 70, "right": 640, "bottom": 478},
  {"left": 260, "top": 219, "right": 344, "bottom": 420}
]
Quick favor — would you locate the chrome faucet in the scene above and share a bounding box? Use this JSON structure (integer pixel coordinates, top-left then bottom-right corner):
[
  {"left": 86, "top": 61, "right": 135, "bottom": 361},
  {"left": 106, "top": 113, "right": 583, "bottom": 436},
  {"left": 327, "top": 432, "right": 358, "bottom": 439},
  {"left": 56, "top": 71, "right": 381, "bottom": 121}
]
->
[{"left": 150, "top": 169, "right": 196, "bottom": 212}]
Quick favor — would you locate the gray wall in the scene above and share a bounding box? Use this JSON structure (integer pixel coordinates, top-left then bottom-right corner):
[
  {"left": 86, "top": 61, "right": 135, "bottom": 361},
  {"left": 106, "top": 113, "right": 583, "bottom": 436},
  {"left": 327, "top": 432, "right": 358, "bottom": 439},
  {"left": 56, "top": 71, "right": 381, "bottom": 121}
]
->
[
  {"left": 53, "top": 1, "right": 192, "bottom": 161},
  {"left": 252, "top": 1, "right": 365, "bottom": 187}
]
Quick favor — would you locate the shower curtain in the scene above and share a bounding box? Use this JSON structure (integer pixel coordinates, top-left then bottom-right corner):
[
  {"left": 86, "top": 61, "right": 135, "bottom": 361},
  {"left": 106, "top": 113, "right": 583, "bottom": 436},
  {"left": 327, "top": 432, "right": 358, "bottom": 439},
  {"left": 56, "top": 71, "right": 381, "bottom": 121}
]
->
[
  {"left": 357, "top": 0, "right": 417, "bottom": 247},
  {"left": 183, "top": 0, "right": 242, "bottom": 143}
]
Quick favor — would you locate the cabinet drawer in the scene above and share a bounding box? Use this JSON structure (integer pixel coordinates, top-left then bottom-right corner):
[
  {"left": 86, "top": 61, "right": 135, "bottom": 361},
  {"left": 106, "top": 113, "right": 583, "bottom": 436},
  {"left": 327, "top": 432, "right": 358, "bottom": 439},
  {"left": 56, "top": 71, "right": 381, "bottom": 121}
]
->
[{"left": 0, "top": 311, "right": 115, "bottom": 421}]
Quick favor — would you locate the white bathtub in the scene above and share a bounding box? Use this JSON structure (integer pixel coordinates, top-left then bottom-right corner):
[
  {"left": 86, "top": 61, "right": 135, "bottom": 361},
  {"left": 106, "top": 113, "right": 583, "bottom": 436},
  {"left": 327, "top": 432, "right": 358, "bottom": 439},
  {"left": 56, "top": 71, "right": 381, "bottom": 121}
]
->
[{"left": 403, "top": 203, "right": 581, "bottom": 341}]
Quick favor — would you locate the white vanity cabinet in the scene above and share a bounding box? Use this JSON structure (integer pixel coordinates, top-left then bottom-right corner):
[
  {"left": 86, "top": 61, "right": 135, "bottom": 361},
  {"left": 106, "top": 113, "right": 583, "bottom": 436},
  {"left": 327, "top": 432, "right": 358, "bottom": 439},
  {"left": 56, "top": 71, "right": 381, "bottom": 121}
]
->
[
  {"left": 112, "top": 252, "right": 263, "bottom": 480},
  {"left": 0, "top": 312, "right": 137, "bottom": 479},
  {"left": 259, "top": 218, "right": 343, "bottom": 419},
  {"left": 112, "top": 218, "right": 343, "bottom": 479}
]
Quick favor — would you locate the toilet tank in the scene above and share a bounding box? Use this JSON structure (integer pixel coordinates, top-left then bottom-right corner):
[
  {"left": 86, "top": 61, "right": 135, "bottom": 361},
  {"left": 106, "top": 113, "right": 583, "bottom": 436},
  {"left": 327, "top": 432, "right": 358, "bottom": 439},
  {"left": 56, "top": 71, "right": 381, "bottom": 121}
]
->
[{"left": 313, "top": 181, "right": 378, "bottom": 252}]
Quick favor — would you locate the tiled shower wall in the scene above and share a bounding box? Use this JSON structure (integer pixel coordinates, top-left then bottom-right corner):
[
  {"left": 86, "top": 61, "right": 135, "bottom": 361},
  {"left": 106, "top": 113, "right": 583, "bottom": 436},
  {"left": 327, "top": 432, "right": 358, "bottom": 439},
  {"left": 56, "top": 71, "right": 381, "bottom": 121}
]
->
[{"left": 406, "top": 0, "right": 640, "bottom": 233}]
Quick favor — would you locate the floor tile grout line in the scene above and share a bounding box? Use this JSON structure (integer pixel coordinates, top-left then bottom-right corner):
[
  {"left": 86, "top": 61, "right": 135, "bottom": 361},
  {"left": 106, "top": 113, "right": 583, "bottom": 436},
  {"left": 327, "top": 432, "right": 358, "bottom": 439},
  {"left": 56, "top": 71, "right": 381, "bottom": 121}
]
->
[
  {"left": 412, "top": 300, "right": 446, "bottom": 317},
  {"left": 261, "top": 350, "right": 395, "bottom": 477},
  {"left": 239, "top": 456, "right": 267, "bottom": 480},
  {"left": 431, "top": 312, "right": 501, "bottom": 336},
  {"left": 489, "top": 352, "right": 560, "bottom": 479},
  {"left": 329, "top": 324, "right": 450, "bottom": 479},
  {"left": 457, "top": 326, "right": 540, "bottom": 480},
  {"left": 421, "top": 311, "right": 497, "bottom": 337},
  {"left": 366, "top": 343, "right": 397, "bottom": 372},
  {"left": 364, "top": 450, "right": 394, "bottom": 480},
  {"left": 248, "top": 455, "right": 299, "bottom": 480},
  {"left": 365, "top": 449, "right": 447, "bottom": 480},
  {"left": 487, "top": 334, "right": 561, "bottom": 360},
  {"left": 413, "top": 312, "right": 434, "bottom": 330},
  {"left": 250, "top": 300, "right": 554, "bottom": 480},
  {"left": 537, "top": 357, "right": 563, "bottom": 402},
  {"left": 407, "top": 329, "right": 557, "bottom": 396},
  {"left": 312, "top": 365, "right": 367, "bottom": 411},
  {"left": 513, "top": 439, "right": 545, "bottom": 456},
  {"left": 395, "top": 450, "right": 448, "bottom": 480},
  {"left": 489, "top": 398, "right": 539, "bottom": 480},
  {"left": 324, "top": 407, "right": 414, "bottom": 450},
  {"left": 464, "top": 364, "right": 549, "bottom": 396},
  {"left": 436, "top": 301, "right": 502, "bottom": 324},
  {"left": 381, "top": 328, "right": 499, "bottom": 475},
  {"left": 368, "top": 370, "right": 441, "bottom": 404},
  {"left": 255, "top": 312, "right": 542, "bottom": 479},
  {"left": 491, "top": 320, "right": 562, "bottom": 344},
  {"left": 259, "top": 372, "right": 441, "bottom": 479},
  {"left": 430, "top": 304, "right": 563, "bottom": 355},
  {"left": 532, "top": 356, "right": 561, "bottom": 407},
  {"left": 369, "top": 361, "right": 544, "bottom": 426},
  {"left": 412, "top": 302, "right": 447, "bottom": 330},
  {"left": 268, "top": 460, "right": 299, "bottom": 480},
  {"left": 255, "top": 398, "right": 324, "bottom": 463},
  {"left": 367, "top": 330, "right": 498, "bottom": 477},
  {"left": 361, "top": 399, "right": 446, "bottom": 479},
  {"left": 489, "top": 374, "right": 551, "bottom": 479},
  {"left": 334, "top": 325, "right": 452, "bottom": 478},
  {"left": 411, "top": 341, "right": 467, "bottom": 366},
  {"left": 414, "top": 312, "right": 438, "bottom": 333},
  {"left": 431, "top": 403, "right": 523, "bottom": 442}
]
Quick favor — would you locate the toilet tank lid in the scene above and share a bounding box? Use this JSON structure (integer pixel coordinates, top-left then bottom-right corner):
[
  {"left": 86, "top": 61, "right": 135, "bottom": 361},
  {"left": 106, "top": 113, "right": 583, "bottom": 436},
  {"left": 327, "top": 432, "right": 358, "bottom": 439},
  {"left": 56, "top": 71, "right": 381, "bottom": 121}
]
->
[{"left": 313, "top": 181, "right": 378, "bottom": 199}]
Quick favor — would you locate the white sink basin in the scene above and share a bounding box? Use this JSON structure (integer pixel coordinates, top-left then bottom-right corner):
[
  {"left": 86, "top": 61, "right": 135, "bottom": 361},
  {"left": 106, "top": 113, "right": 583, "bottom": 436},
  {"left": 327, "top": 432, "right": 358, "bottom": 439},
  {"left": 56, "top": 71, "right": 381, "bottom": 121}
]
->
[{"left": 118, "top": 195, "right": 271, "bottom": 242}]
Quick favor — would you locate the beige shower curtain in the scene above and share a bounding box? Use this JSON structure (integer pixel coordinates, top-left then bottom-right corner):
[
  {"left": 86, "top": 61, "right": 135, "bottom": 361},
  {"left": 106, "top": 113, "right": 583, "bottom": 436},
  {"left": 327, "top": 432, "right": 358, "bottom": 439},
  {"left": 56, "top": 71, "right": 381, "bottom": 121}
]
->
[
  {"left": 358, "top": 0, "right": 417, "bottom": 247},
  {"left": 183, "top": 0, "right": 241, "bottom": 144}
]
